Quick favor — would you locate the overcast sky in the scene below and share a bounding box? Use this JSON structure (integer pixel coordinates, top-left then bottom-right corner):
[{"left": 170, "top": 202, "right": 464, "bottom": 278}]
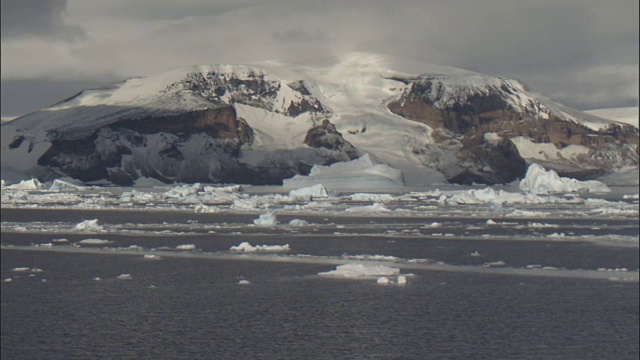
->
[{"left": 1, "top": 0, "right": 638, "bottom": 116}]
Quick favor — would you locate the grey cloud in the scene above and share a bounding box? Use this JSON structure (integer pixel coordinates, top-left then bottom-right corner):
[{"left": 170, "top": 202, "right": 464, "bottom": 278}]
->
[
  {"left": 1, "top": 0, "right": 637, "bottom": 113},
  {"left": 1, "top": 0, "right": 84, "bottom": 41}
]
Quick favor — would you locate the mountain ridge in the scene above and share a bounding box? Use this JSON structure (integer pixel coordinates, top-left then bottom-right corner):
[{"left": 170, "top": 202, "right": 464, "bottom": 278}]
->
[{"left": 2, "top": 52, "right": 637, "bottom": 186}]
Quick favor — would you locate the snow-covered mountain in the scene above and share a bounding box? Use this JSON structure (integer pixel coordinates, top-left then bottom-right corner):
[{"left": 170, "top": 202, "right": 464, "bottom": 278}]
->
[{"left": 2, "top": 52, "right": 638, "bottom": 186}]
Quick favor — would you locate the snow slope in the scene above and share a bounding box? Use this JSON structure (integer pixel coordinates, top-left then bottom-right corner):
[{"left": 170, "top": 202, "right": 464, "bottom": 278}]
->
[{"left": 584, "top": 107, "right": 639, "bottom": 129}]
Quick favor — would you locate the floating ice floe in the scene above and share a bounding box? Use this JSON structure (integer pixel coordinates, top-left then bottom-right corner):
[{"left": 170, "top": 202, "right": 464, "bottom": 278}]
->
[
  {"left": 175, "top": 244, "right": 197, "bottom": 251},
  {"left": 230, "top": 242, "right": 290, "bottom": 252},
  {"left": 519, "top": 163, "right": 610, "bottom": 194},
  {"left": 253, "top": 212, "right": 278, "bottom": 226},
  {"left": 4, "top": 178, "right": 44, "bottom": 191},
  {"left": 288, "top": 219, "right": 310, "bottom": 227},
  {"left": 623, "top": 194, "right": 639, "bottom": 200},
  {"left": 238, "top": 279, "right": 251, "bottom": 285},
  {"left": 73, "top": 219, "right": 104, "bottom": 232},
  {"left": 344, "top": 202, "right": 390, "bottom": 213},
  {"left": 52, "top": 238, "right": 69, "bottom": 243},
  {"left": 470, "top": 251, "right": 481, "bottom": 257},
  {"left": 288, "top": 184, "right": 333, "bottom": 200},
  {"left": 319, "top": 263, "right": 401, "bottom": 278},
  {"left": 143, "top": 254, "right": 161, "bottom": 260},
  {"left": 12, "top": 267, "right": 31, "bottom": 272},
  {"left": 133, "top": 177, "right": 167, "bottom": 187},
  {"left": 49, "top": 179, "right": 85, "bottom": 191},
  {"left": 78, "top": 238, "right": 112, "bottom": 245},
  {"left": 483, "top": 261, "right": 507, "bottom": 267},
  {"left": 283, "top": 154, "right": 404, "bottom": 191},
  {"left": 117, "top": 274, "right": 133, "bottom": 280}
]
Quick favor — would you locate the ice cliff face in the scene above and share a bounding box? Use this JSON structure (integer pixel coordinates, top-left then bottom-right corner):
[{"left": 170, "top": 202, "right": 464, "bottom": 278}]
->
[{"left": 2, "top": 52, "right": 637, "bottom": 185}]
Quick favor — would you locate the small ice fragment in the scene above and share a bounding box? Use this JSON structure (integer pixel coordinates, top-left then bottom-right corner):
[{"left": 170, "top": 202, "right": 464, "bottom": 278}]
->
[
  {"left": 147, "top": 284, "right": 157, "bottom": 289},
  {"left": 253, "top": 212, "right": 278, "bottom": 226},
  {"left": 483, "top": 261, "right": 506, "bottom": 267},
  {"left": 12, "top": 267, "right": 31, "bottom": 272},
  {"left": 41, "top": 279, "right": 48, "bottom": 283},
  {"left": 4, "top": 278, "right": 12, "bottom": 282},
  {"left": 52, "top": 238, "right": 69, "bottom": 243},
  {"left": 30, "top": 268, "right": 43, "bottom": 273},
  {"left": 230, "top": 242, "right": 290, "bottom": 252},
  {"left": 117, "top": 274, "right": 133, "bottom": 280},
  {"left": 397, "top": 276, "right": 408, "bottom": 285},
  {"left": 93, "top": 277, "right": 102, "bottom": 281},
  {"left": 238, "top": 280, "right": 251, "bottom": 285},
  {"left": 486, "top": 219, "right": 497, "bottom": 225},
  {"left": 143, "top": 254, "right": 161, "bottom": 260},
  {"left": 176, "top": 244, "right": 196, "bottom": 251},
  {"left": 288, "top": 219, "right": 310, "bottom": 227},
  {"left": 74, "top": 219, "right": 104, "bottom": 232},
  {"left": 377, "top": 277, "right": 391, "bottom": 285},
  {"left": 470, "top": 251, "right": 481, "bottom": 257},
  {"left": 78, "top": 238, "right": 112, "bottom": 245}
]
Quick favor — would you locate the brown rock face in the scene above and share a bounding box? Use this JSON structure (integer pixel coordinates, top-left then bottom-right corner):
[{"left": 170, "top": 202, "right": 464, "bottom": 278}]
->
[
  {"left": 109, "top": 106, "right": 253, "bottom": 145},
  {"left": 387, "top": 77, "right": 638, "bottom": 182},
  {"left": 304, "top": 119, "right": 360, "bottom": 161}
]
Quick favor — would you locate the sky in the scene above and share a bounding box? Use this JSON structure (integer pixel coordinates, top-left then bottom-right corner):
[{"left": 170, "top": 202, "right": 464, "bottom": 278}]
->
[{"left": 1, "top": 0, "right": 638, "bottom": 117}]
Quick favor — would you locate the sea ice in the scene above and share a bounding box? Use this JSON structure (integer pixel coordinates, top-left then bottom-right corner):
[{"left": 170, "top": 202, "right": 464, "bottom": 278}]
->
[
  {"left": 49, "top": 179, "right": 85, "bottom": 191},
  {"left": 117, "top": 274, "right": 133, "bottom": 280},
  {"left": 5, "top": 178, "right": 44, "bottom": 191},
  {"left": 230, "top": 242, "right": 290, "bottom": 252},
  {"left": 73, "top": 219, "right": 104, "bottom": 232},
  {"left": 377, "top": 277, "right": 391, "bottom": 285},
  {"left": 78, "top": 238, "right": 112, "bottom": 245},
  {"left": 238, "top": 279, "right": 251, "bottom": 285},
  {"left": 143, "top": 254, "right": 161, "bottom": 260},
  {"left": 288, "top": 219, "right": 310, "bottom": 226},
  {"left": 344, "top": 202, "right": 390, "bottom": 213},
  {"left": 253, "top": 212, "right": 278, "bottom": 226},
  {"left": 288, "top": 184, "right": 333, "bottom": 199},
  {"left": 176, "top": 244, "right": 196, "bottom": 250},
  {"left": 319, "top": 263, "right": 401, "bottom": 278},
  {"left": 397, "top": 275, "right": 408, "bottom": 285},
  {"left": 12, "top": 267, "right": 31, "bottom": 272},
  {"left": 519, "top": 163, "right": 610, "bottom": 194}
]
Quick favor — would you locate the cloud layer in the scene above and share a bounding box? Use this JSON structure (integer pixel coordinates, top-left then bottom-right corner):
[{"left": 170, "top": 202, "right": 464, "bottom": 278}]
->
[{"left": 1, "top": 0, "right": 638, "bottom": 115}]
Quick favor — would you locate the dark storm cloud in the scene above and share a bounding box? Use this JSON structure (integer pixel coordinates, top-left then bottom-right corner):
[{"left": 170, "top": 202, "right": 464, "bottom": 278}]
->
[{"left": 0, "top": 0, "right": 84, "bottom": 40}]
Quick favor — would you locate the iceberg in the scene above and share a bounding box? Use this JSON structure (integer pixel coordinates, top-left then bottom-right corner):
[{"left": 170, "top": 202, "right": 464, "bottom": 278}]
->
[
  {"left": 283, "top": 154, "right": 404, "bottom": 191},
  {"left": 319, "top": 263, "right": 401, "bottom": 278},
  {"left": 253, "top": 212, "right": 278, "bottom": 226},
  {"left": 519, "top": 163, "right": 610, "bottom": 194}
]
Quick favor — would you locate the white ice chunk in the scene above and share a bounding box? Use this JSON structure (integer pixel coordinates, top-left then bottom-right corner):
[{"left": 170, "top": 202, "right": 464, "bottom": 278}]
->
[
  {"left": 288, "top": 184, "right": 333, "bottom": 199},
  {"left": 319, "top": 263, "right": 401, "bottom": 278},
  {"left": 470, "top": 251, "right": 481, "bottom": 257},
  {"left": 5, "top": 178, "right": 44, "bottom": 191},
  {"left": 345, "top": 202, "right": 390, "bottom": 213},
  {"left": 253, "top": 212, "right": 278, "bottom": 226},
  {"left": 519, "top": 163, "right": 610, "bottom": 194},
  {"left": 143, "top": 254, "right": 161, "bottom": 260},
  {"left": 12, "top": 267, "right": 31, "bottom": 272},
  {"left": 73, "top": 219, "right": 104, "bottom": 232},
  {"left": 49, "top": 179, "right": 86, "bottom": 191},
  {"left": 117, "top": 274, "right": 133, "bottom": 280},
  {"left": 78, "top": 238, "right": 112, "bottom": 245},
  {"left": 397, "top": 275, "right": 408, "bottom": 285},
  {"left": 176, "top": 244, "right": 196, "bottom": 250},
  {"left": 377, "top": 277, "right": 391, "bottom": 285},
  {"left": 238, "top": 279, "right": 251, "bottom": 285},
  {"left": 230, "top": 242, "right": 290, "bottom": 252},
  {"left": 288, "top": 219, "right": 310, "bottom": 226}
]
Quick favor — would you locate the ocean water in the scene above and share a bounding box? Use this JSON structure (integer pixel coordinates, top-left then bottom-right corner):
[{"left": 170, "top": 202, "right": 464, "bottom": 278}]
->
[{"left": 1, "top": 208, "right": 639, "bottom": 359}]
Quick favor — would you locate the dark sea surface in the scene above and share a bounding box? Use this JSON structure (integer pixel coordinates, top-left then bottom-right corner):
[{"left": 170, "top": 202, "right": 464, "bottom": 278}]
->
[{"left": 2, "top": 208, "right": 639, "bottom": 359}]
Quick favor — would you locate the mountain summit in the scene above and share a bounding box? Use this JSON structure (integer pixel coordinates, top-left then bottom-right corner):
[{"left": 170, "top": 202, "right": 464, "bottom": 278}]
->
[{"left": 2, "top": 52, "right": 637, "bottom": 185}]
